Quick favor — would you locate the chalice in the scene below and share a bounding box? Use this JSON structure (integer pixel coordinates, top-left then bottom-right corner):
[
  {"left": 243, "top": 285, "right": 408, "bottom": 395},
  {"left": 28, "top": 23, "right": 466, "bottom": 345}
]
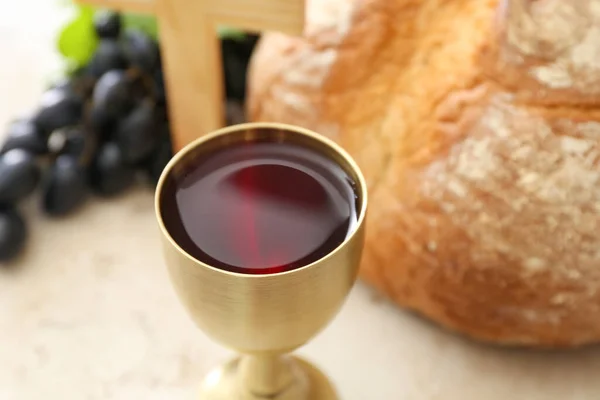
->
[{"left": 155, "top": 122, "right": 367, "bottom": 400}]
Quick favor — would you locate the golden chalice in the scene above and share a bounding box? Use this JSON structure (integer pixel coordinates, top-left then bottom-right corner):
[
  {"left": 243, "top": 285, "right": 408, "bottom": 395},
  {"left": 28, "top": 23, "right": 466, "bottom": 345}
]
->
[{"left": 155, "top": 123, "right": 367, "bottom": 400}]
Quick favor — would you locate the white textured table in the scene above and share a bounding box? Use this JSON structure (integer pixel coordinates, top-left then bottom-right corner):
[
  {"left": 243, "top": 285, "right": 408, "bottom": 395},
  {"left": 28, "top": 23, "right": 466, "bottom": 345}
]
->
[{"left": 2, "top": 3, "right": 600, "bottom": 400}]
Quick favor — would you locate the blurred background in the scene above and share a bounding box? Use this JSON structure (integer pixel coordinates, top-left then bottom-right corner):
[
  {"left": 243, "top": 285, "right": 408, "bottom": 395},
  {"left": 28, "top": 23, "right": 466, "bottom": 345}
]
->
[
  {"left": 2, "top": 1, "right": 600, "bottom": 400},
  {"left": 0, "top": 1, "right": 64, "bottom": 125}
]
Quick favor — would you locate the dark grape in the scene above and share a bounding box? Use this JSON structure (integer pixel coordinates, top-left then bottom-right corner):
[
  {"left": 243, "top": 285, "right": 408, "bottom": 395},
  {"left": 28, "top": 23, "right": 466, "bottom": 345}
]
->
[
  {"left": 69, "top": 66, "right": 93, "bottom": 81},
  {"left": 59, "top": 129, "right": 87, "bottom": 157},
  {"left": 33, "top": 88, "right": 83, "bottom": 133},
  {"left": 51, "top": 72, "right": 96, "bottom": 100},
  {"left": 49, "top": 77, "right": 75, "bottom": 92},
  {"left": 88, "top": 103, "right": 117, "bottom": 142},
  {"left": 50, "top": 127, "right": 98, "bottom": 167},
  {"left": 116, "top": 100, "right": 159, "bottom": 164},
  {"left": 0, "top": 149, "right": 41, "bottom": 205},
  {"left": 154, "top": 103, "right": 169, "bottom": 125},
  {"left": 145, "top": 128, "right": 172, "bottom": 184},
  {"left": 221, "top": 38, "right": 248, "bottom": 101},
  {"left": 88, "top": 40, "right": 127, "bottom": 78},
  {"left": 0, "top": 207, "right": 27, "bottom": 262},
  {"left": 153, "top": 68, "right": 166, "bottom": 105},
  {"left": 2, "top": 119, "right": 48, "bottom": 155},
  {"left": 93, "top": 70, "right": 134, "bottom": 119},
  {"left": 89, "top": 142, "right": 135, "bottom": 196},
  {"left": 240, "top": 34, "right": 260, "bottom": 56},
  {"left": 122, "top": 29, "right": 160, "bottom": 73},
  {"left": 93, "top": 10, "right": 121, "bottom": 39},
  {"left": 41, "top": 155, "right": 88, "bottom": 217}
]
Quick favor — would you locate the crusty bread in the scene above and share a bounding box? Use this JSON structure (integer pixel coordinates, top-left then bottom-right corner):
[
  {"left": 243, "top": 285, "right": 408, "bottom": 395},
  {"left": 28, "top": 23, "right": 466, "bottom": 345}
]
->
[{"left": 247, "top": 0, "right": 600, "bottom": 347}]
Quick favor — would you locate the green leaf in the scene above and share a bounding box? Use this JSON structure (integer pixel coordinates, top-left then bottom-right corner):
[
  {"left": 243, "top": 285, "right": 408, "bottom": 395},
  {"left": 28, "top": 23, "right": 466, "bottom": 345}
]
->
[
  {"left": 217, "top": 26, "right": 246, "bottom": 40},
  {"left": 56, "top": 5, "right": 99, "bottom": 67},
  {"left": 122, "top": 13, "right": 159, "bottom": 40}
]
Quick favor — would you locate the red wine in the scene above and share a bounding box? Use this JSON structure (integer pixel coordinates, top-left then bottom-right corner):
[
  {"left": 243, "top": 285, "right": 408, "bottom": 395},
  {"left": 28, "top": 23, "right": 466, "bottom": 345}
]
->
[{"left": 160, "top": 138, "right": 359, "bottom": 274}]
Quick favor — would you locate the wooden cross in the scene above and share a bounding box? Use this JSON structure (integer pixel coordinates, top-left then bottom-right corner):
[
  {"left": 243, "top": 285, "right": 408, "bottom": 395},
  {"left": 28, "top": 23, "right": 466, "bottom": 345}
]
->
[{"left": 76, "top": 0, "right": 305, "bottom": 151}]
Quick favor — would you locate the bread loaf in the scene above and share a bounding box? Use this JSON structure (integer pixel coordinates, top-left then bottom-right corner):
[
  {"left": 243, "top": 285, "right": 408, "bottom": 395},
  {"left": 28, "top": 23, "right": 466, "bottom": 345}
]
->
[{"left": 247, "top": 0, "right": 600, "bottom": 347}]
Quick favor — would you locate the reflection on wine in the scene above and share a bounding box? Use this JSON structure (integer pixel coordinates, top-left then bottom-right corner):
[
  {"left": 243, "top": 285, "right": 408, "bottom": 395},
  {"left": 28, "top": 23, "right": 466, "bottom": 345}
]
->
[{"left": 160, "top": 140, "right": 359, "bottom": 274}]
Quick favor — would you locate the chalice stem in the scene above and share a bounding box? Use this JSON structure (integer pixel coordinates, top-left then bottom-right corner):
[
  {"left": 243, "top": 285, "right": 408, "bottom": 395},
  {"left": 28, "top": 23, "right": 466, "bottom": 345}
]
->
[{"left": 239, "top": 353, "right": 307, "bottom": 398}]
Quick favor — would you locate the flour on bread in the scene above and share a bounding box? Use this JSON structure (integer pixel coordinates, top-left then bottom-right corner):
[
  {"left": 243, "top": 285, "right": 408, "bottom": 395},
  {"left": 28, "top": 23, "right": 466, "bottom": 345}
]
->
[
  {"left": 502, "top": 0, "right": 600, "bottom": 93},
  {"left": 422, "top": 94, "right": 600, "bottom": 280}
]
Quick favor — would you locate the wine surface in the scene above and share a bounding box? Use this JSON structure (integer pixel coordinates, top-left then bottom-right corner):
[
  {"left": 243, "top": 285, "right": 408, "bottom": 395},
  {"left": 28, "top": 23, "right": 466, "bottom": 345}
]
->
[{"left": 160, "top": 140, "right": 358, "bottom": 274}]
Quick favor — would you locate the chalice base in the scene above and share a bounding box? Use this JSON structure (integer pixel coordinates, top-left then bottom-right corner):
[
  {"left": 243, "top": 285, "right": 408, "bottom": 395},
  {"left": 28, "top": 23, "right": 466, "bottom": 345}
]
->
[{"left": 198, "top": 356, "right": 338, "bottom": 400}]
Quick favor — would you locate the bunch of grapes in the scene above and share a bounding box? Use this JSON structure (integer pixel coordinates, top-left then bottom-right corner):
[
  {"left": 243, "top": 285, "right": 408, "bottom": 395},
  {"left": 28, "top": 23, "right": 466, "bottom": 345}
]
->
[
  {"left": 3, "top": 10, "right": 168, "bottom": 261},
  {"left": 0, "top": 9, "right": 258, "bottom": 264}
]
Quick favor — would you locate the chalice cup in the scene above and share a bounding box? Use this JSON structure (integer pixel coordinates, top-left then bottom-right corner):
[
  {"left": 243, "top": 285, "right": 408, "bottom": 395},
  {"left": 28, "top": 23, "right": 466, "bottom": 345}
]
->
[{"left": 155, "top": 122, "right": 368, "bottom": 400}]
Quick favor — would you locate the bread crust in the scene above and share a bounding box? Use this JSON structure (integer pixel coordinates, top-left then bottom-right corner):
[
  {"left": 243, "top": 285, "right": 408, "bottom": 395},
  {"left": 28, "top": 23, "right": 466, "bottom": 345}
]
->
[{"left": 248, "top": 0, "right": 600, "bottom": 347}]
